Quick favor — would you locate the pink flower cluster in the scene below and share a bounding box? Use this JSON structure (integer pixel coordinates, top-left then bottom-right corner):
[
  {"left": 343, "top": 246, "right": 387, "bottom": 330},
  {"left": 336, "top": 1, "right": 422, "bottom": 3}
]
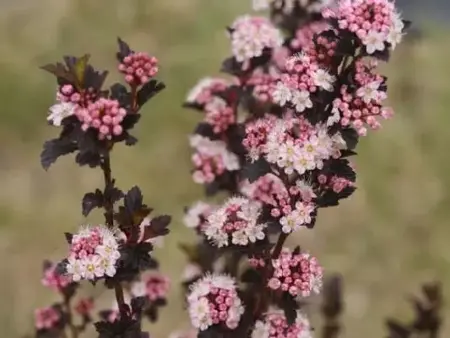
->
[
  {"left": 230, "top": 16, "right": 283, "bottom": 69},
  {"left": 246, "top": 114, "right": 345, "bottom": 176},
  {"left": 243, "top": 114, "right": 278, "bottom": 161},
  {"left": 75, "top": 98, "right": 127, "bottom": 140},
  {"left": 247, "top": 70, "right": 281, "bottom": 103},
  {"left": 183, "top": 201, "right": 216, "bottom": 231},
  {"left": 41, "top": 262, "right": 71, "bottom": 292},
  {"left": 186, "top": 77, "right": 230, "bottom": 106},
  {"left": 190, "top": 135, "right": 240, "bottom": 184},
  {"left": 251, "top": 309, "right": 312, "bottom": 338},
  {"left": 131, "top": 272, "right": 170, "bottom": 302},
  {"left": 204, "top": 197, "right": 266, "bottom": 247},
  {"left": 118, "top": 52, "right": 159, "bottom": 86},
  {"left": 204, "top": 97, "right": 236, "bottom": 134},
  {"left": 272, "top": 53, "right": 336, "bottom": 112},
  {"left": 74, "top": 298, "right": 95, "bottom": 317},
  {"left": 35, "top": 307, "right": 60, "bottom": 330},
  {"left": 323, "top": 0, "right": 404, "bottom": 53},
  {"left": 65, "top": 225, "right": 121, "bottom": 282},
  {"left": 268, "top": 249, "right": 323, "bottom": 298},
  {"left": 331, "top": 59, "right": 392, "bottom": 135},
  {"left": 187, "top": 274, "right": 244, "bottom": 331},
  {"left": 57, "top": 84, "right": 97, "bottom": 106}
]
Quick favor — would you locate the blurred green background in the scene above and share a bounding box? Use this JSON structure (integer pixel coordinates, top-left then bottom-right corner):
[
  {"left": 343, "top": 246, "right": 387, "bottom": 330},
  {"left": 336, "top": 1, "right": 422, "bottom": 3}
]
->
[{"left": 0, "top": 0, "right": 449, "bottom": 337}]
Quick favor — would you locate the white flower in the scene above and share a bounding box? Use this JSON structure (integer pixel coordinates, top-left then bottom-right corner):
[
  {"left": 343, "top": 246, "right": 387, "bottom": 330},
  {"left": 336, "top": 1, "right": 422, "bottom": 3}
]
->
[
  {"left": 312, "top": 69, "right": 335, "bottom": 91},
  {"left": 131, "top": 281, "right": 147, "bottom": 297},
  {"left": 246, "top": 223, "right": 266, "bottom": 243},
  {"left": 251, "top": 320, "right": 270, "bottom": 338},
  {"left": 83, "top": 255, "right": 103, "bottom": 280},
  {"left": 293, "top": 151, "right": 316, "bottom": 175},
  {"left": 356, "top": 81, "right": 381, "bottom": 104},
  {"left": 296, "top": 180, "right": 317, "bottom": 202},
  {"left": 363, "top": 30, "right": 386, "bottom": 55},
  {"left": 98, "top": 256, "right": 117, "bottom": 277},
  {"left": 189, "top": 297, "right": 211, "bottom": 330},
  {"left": 387, "top": 24, "right": 404, "bottom": 49},
  {"left": 96, "top": 244, "right": 120, "bottom": 261},
  {"left": 295, "top": 202, "right": 315, "bottom": 225},
  {"left": 309, "top": 274, "right": 323, "bottom": 295},
  {"left": 47, "top": 102, "right": 76, "bottom": 126},
  {"left": 272, "top": 81, "right": 292, "bottom": 106},
  {"left": 291, "top": 90, "right": 313, "bottom": 113},
  {"left": 211, "top": 274, "right": 236, "bottom": 290},
  {"left": 280, "top": 211, "right": 300, "bottom": 233},
  {"left": 232, "top": 229, "right": 249, "bottom": 246},
  {"left": 66, "top": 257, "right": 85, "bottom": 282}
]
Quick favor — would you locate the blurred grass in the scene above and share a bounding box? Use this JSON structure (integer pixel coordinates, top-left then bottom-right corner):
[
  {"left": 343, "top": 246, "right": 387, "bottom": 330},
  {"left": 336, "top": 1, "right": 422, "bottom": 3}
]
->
[{"left": 0, "top": 0, "right": 450, "bottom": 337}]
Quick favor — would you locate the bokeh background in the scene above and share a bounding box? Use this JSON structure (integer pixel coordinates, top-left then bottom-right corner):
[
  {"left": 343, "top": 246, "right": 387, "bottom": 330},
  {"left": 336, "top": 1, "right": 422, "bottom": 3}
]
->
[{"left": 0, "top": 0, "right": 449, "bottom": 337}]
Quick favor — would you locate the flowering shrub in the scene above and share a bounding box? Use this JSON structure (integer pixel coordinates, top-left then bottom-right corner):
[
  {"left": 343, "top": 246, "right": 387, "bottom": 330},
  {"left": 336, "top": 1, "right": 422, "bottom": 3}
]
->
[
  {"left": 33, "top": 39, "right": 171, "bottom": 338},
  {"left": 177, "top": 0, "right": 412, "bottom": 337}
]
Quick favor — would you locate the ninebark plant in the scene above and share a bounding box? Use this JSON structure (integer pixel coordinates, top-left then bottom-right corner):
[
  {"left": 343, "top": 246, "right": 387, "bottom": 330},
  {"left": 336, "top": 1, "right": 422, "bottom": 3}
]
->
[
  {"left": 175, "top": 0, "right": 412, "bottom": 337},
  {"left": 34, "top": 39, "right": 171, "bottom": 338}
]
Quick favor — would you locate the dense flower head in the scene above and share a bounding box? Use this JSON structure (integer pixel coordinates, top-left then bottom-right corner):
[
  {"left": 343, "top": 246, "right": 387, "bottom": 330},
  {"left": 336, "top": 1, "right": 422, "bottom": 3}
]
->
[
  {"left": 203, "top": 197, "right": 267, "bottom": 247},
  {"left": 189, "top": 135, "right": 240, "bottom": 184},
  {"left": 186, "top": 77, "right": 230, "bottom": 106},
  {"left": 183, "top": 201, "right": 216, "bottom": 231},
  {"left": 261, "top": 115, "right": 346, "bottom": 176},
  {"left": 131, "top": 272, "right": 170, "bottom": 302},
  {"left": 247, "top": 70, "right": 281, "bottom": 103},
  {"left": 323, "top": 0, "right": 405, "bottom": 53},
  {"left": 251, "top": 309, "right": 313, "bottom": 338},
  {"left": 330, "top": 59, "right": 392, "bottom": 136},
  {"left": 118, "top": 51, "right": 158, "bottom": 86},
  {"left": 35, "top": 306, "right": 60, "bottom": 330},
  {"left": 41, "top": 262, "right": 72, "bottom": 292},
  {"left": 65, "top": 225, "right": 121, "bottom": 282},
  {"left": 243, "top": 114, "right": 279, "bottom": 161},
  {"left": 75, "top": 98, "right": 127, "bottom": 140},
  {"left": 268, "top": 248, "right": 323, "bottom": 298},
  {"left": 74, "top": 298, "right": 95, "bottom": 317},
  {"left": 230, "top": 15, "right": 283, "bottom": 68},
  {"left": 272, "top": 53, "right": 336, "bottom": 112},
  {"left": 187, "top": 274, "right": 244, "bottom": 331},
  {"left": 204, "top": 97, "right": 236, "bottom": 134}
]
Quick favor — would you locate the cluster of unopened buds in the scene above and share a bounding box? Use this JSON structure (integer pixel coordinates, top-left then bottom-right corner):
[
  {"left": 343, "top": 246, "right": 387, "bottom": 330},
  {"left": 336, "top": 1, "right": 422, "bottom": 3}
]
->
[
  {"left": 203, "top": 197, "right": 267, "bottom": 247},
  {"left": 76, "top": 98, "right": 127, "bottom": 140},
  {"left": 131, "top": 272, "right": 170, "bottom": 302},
  {"left": 56, "top": 84, "right": 97, "bottom": 106},
  {"left": 190, "top": 135, "right": 240, "bottom": 184},
  {"left": 187, "top": 274, "right": 245, "bottom": 331},
  {"left": 251, "top": 309, "right": 313, "bottom": 338},
  {"left": 65, "top": 225, "right": 121, "bottom": 282},
  {"left": 323, "top": 0, "right": 404, "bottom": 53},
  {"left": 267, "top": 249, "right": 323, "bottom": 298},
  {"left": 118, "top": 51, "right": 159, "bottom": 86}
]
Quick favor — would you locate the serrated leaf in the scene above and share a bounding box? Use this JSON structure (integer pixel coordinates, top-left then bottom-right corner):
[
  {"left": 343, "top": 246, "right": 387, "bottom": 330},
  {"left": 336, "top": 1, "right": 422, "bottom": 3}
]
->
[
  {"left": 64, "top": 232, "right": 73, "bottom": 244},
  {"left": 81, "top": 189, "right": 104, "bottom": 216},
  {"left": 124, "top": 186, "right": 143, "bottom": 214},
  {"left": 136, "top": 80, "right": 166, "bottom": 108},
  {"left": 40, "top": 139, "right": 77, "bottom": 170}
]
